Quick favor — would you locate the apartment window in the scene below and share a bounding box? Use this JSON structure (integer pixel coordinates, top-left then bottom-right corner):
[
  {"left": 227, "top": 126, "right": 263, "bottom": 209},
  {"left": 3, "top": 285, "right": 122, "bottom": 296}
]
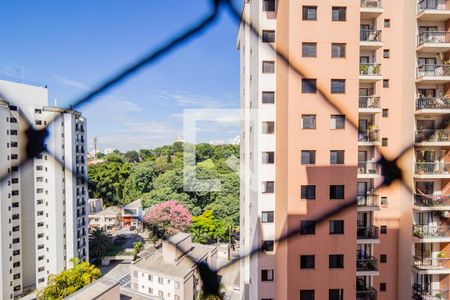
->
[
  {"left": 148, "top": 287, "right": 153, "bottom": 294},
  {"left": 384, "top": 19, "right": 390, "bottom": 28},
  {"left": 12, "top": 238, "right": 20, "bottom": 244},
  {"left": 329, "top": 289, "right": 344, "bottom": 300},
  {"left": 262, "top": 181, "right": 275, "bottom": 193},
  {"left": 380, "top": 226, "right": 387, "bottom": 234},
  {"left": 329, "top": 255, "right": 344, "bottom": 268},
  {"left": 10, "top": 117, "right": 17, "bottom": 123},
  {"left": 329, "top": 220, "right": 344, "bottom": 234},
  {"left": 262, "top": 61, "right": 275, "bottom": 73},
  {"left": 262, "top": 91, "right": 275, "bottom": 104},
  {"left": 11, "top": 178, "right": 18, "bottom": 184},
  {"left": 12, "top": 214, "right": 19, "bottom": 220},
  {"left": 158, "top": 291, "right": 163, "bottom": 297},
  {"left": 300, "top": 220, "right": 316, "bottom": 234},
  {"left": 380, "top": 283, "right": 386, "bottom": 291},
  {"left": 302, "top": 6, "right": 317, "bottom": 20},
  {"left": 37, "top": 233, "right": 44, "bottom": 238},
  {"left": 382, "top": 109, "right": 388, "bottom": 117},
  {"left": 383, "top": 79, "right": 389, "bottom": 88},
  {"left": 175, "top": 282, "right": 180, "bottom": 289},
  {"left": 331, "top": 7, "right": 346, "bottom": 21},
  {"left": 10, "top": 130, "right": 17, "bottom": 135},
  {"left": 382, "top": 138, "right": 388, "bottom": 147},
  {"left": 12, "top": 202, "right": 19, "bottom": 208},
  {"left": 261, "top": 269, "right": 274, "bottom": 281},
  {"left": 331, "top": 79, "right": 345, "bottom": 94},
  {"left": 381, "top": 197, "right": 388, "bottom": 207},
  {"left": 330, "top": 185, "right": 345, "bottom": 199},
  {"left": 37, "top": 244, "right": 44, "bottom": 249},
  {"left": 13, "top": 285, "right": 21, "bottom": 292},
  {"left": 301, "top": 185, "right": 316, "bottom": 200},
  {"left": 13, "top": 262, "right": 20, "bottom": 268},
  {"left": 302, "top": 115, "right": 316, "bottom": 129},
  {"left": 158, "top": 277, "right": 164, "bottom": 284},
  {"left": 380, "top": 254, "right": 387, "bottom": 263},
  {"left": 262, "top": 121, "right": 275, "bottom": 134},
  {"left": 13, "top": 274, "right": 20, "bottom": 280},
  {"left": 13, "top": 250, "right": 20, "bottom": 256},
  {"left": 35, "top": 120, "right": 42, "bottom": 125},
  {"left": 331, "top": 43, "right": 346, "bottom": 58},
  {"left": 383, "top": 49, "right": 390, "bottom": 58},
  {"left": 174, "top": 296, "right": 180, "bottom": 300},
  {"left": 263, "top": 0, "right": 275, "bottom": 12},
  {"left": 301, "top": 150, "right": 316, "bottom": 164},
  {"left": 300, "top": 290, "right": 315, "bottom": 300},
  {"left": 262, "top": 30, "right": 275, "bottom": 43},
  {"left": 261, "top": 211, "right": 274, "bottom": 223},
  {"left": 300, "top": 255, "right": 315, "bottom": 269},
  {"left": 330, "top": 115, "right": 345, "bottom": 129},
  {"left": 302, "top": 43, "right": 317, "bottom": 57},
  {"left": 35, "top": 109, "right": 42, "bottom": 114},
  {"left": 262, "top": 151, "right": 275, "bottom": 164},
  {"left": 12, "top": 226, "right": 19, "bottom": 232},
  {"left": 330, "top": 150, "right": 344, "bottom": 164},
  {"left": 262, "top": 240, "right": 274, "bottom": 252},
  {"left": 302, "top": 79, "right": 317, "bottom": 93}
]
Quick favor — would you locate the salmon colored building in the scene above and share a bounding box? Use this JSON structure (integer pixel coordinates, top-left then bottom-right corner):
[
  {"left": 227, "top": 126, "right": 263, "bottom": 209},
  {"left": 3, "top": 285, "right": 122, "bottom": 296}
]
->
[{"left": 238, "top": 0, "right": 450, "bottom": 299}]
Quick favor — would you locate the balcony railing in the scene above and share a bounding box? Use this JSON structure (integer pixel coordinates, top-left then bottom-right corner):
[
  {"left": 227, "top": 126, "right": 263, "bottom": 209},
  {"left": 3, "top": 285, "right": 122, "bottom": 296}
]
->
[
  {"left": 357, "top": 256, "right": 378, "bottom": 271},
  {"left": 357, "top": 194, "right": 379, "bottom": 206},
  {"left": 356, "top": 287, "right": 377, "bottom": 300},
  {"left": 413, "top": 284, "right": 449, "bottom": 300},
  {"left": 357, "top": 225, "right": 379, "bottom": 239},
  {"left": 417, "top": 64, "right": 450, "bottom": 77},
  {"left": 414, "top": 194, "right": 450, "bottom": 207},
  {"left": 413, "top": 256, "right": 450, "bottom": 270},
  {"left": 360, "top": 30, "right": 382, "bottom": 42},
  {"left": 413, "top": 224, "right": 450, "bottom": 238},
  {"left": 358, "top": 161, "right": 379, "bottom": 175},
  {"left": 418, "top": 32, "right": 450, "bottom": 45},
  {"left": 416, "top": 96, "right": 450, "bottom": 110},
  {"left": 418, "top": 0, "right": 448, "bottom": 11},
  {"left": 358, "top": 129, "right": 380, "bottom": 142},
  {"left": 360, "top": 63, "right": 381, "bottom": 76},
  {"left": 361, "top": 0, "right": 383, "bottom": 8},
  {"left": 415, "top": 162, "right": 450, "bottom": 175},
  {"left": 415, "top": 129, "right": 450, "bottom": 143},
  {"left": 359, "top": 96, "right": 381, "bottom": 109}
]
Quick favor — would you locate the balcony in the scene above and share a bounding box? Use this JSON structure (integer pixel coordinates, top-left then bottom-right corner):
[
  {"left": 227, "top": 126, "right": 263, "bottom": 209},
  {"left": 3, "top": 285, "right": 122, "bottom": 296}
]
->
[
  {"left": 417, "top": 32, "right": 450, "bottom": 53},
  {"left": 360, "top": 30, "right": 383, "bottom": 50},
  {"left": 357, "top": 225, "right": 379, "bottom": 243},
  {"left": 357, "top": 287, "right": 377, "bottom": 300},
  {"left": 416, "top": 65, "right": 450, "bottom": 83},
  {"left": 414, "top": 194, "right": 450, "bottom": 210},
  {"left": 413, "top": 256, "right": 450, "bottom": 274},
  {"left": 357, "top": 256, "right": 379, "bottom": 276},
  {"left": 359, "top": 96, "right": 382, "bottom": 114},
  {"left": 357, "top": 194, "right": 380, "bottom": 211},
  {"left": 358, "top": 161, "right": 380, "bottom": 178},
  {"left": 360, "top": 0, "right": 383, "bottom": 19},
  {"left": 416, "top": 96, "right": 450, "bottom": 114},
  {"left": 415, "top": 162, "right": 450, "bottom": 178},
  {"left": 358, "top": 129, "right": 380, "bottom": 145},
  {"left": 417, "top": 0, "right": 450, "bottom": 21},
  {"left": 413, "top": 284, "right": 449, "bottom": 300},
  {"left": 413, "top": 224, "right": 450, "bottom": 242},
  {"left": 360, "top": 63, "right": 382, "bottom": 83},
  {"left": 415, "top": 129, "right": 450, "bottom": 145}
]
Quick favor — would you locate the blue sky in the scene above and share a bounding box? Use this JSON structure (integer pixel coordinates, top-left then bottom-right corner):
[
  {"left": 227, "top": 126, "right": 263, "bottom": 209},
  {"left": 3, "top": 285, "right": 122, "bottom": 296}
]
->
[{"left": 0, "top": 0, "right": 241, "bottom": 151}]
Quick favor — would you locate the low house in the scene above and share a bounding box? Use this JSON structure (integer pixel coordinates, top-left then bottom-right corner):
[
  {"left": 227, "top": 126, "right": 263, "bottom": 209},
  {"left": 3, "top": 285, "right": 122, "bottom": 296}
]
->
[
  {"left": 122, "top": 199, "right": 143, "bottom": 227},
  {"left": 89, "top": 206, "right": 122, "bottom": 230},
  {"left": 130, "top": 233, "right": 218, "bottom": 300},
  {"left": 88, "top": 198, "right": 103, "bottom": 214}
]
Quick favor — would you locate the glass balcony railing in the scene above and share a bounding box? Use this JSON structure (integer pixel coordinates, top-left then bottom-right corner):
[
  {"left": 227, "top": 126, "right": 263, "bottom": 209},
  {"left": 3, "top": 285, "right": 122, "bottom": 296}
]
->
[
  {"left": 418, "top": 31, "right": 450, "bottom": 45},
  {"left": 413, "top": 284, "right": 449, "bottom": 300},
  {"left": 357, "top": 225, "right": 379, "bottom": 239},
  {"left": 359, "top": 96, "right": 381, "bottom": 109},
  {"left": 356, "top": 287, "right": 377, "bottom": 300},
  {"left": 417, "top": 64, "right": 450, "bottom": 77},
  {"left": 361, "top": 0, "right": 383, "bottom": 8},
  {"left": 418, "top": 0, "right": 449, "bottom": 12},
  {"left": 357, "top": 256, "right": 378, "bottom": 271},
  {"left": 414, "top": 194, "right": 450, "bottom": 207},
  {"left": 413, "top": 256, "right": 450, "bottom": 270},
  {"left": 415, "top": 162, "right": 450, "bottom": 175},
  {"left": 358, "top": 161, "right": 379, "bottom": 175},
  {"left": 413, "top": 224, "right": 450, "bottom": 238},
  {"left": 415, "top": 129, "right": 450, "bottom": 143},
  {"left": 360, "top": 63, "right": 381, "bottom": 76},
  {"left": 357, "top": 194, "right": 379, "bottom": 207},
  {"left": 358, "top": 129, "right": 380, "bottom": 142},
  {"left": 360, "top": 30, "right": 382, "bottom": 42},
  {"left": 416, "top": 96, "right": 450, "bottom": 110}
]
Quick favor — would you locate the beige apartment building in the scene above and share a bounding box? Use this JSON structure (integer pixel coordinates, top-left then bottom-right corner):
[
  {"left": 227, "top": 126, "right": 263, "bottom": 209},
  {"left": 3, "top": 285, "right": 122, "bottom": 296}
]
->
[{"left": 239, "top": 0, "right": 450, "bottom": 299}]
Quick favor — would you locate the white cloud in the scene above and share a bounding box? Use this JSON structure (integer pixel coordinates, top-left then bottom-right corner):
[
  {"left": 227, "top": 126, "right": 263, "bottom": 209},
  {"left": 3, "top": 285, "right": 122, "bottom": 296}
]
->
[
  {"left": 53, "top": 75, "right": 90, "bottom": 91},
  {"left": 148, "top": 90, "right": 235, "bottom": 108}
]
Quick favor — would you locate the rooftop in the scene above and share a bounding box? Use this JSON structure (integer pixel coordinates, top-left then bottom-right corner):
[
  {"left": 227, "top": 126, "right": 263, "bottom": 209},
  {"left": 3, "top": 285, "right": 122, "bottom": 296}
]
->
[
  {"left": 65, "top": 277, "right": 119, "bottom": 300},
  {"left": 93, "top": 206, "right": 121, "bottom": 217},
  {"left": 124, "top": 199, "right": 142, "bottom": 209}
]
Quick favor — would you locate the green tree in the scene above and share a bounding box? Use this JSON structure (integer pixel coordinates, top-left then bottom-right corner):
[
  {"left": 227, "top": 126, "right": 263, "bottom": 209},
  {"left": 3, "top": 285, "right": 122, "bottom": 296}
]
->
[
  {"left": 89, "top": 228, "right": 113, "bottom": 259},
  {"left": 205, "top": 194, "right": 239, "bottom": 225},
  {"left": 37, "top": 258, "right": 101, "bottom": 299},
  {"left": 124, "top": 150, "right": 140, "bottom": 163},
  {"left": 190, "top": 210, "right": 233, "bottom": 244},
  {"left": 122, "top": 161, "right": 156, "bottom": 203}
]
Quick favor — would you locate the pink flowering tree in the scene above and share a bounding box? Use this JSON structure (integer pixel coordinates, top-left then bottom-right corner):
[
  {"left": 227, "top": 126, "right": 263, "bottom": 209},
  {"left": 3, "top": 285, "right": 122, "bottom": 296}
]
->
[{"left": 143, "top": 201, "right": 192, "bottom": 239}]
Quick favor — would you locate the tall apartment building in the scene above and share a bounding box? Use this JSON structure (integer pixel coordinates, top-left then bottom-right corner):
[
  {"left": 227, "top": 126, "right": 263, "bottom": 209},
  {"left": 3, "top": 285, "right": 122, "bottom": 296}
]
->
[
  {"left": 0, "top": 79, "right": 89, "bottom": 299},
  {"left": 239, "top": 0, "right": 450, "bottom": 299}
]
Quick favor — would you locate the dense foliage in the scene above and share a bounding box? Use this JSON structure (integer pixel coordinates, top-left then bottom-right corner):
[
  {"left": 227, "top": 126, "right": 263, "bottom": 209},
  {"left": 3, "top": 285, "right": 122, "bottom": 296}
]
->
[
  {"left": 37, "top": 258, "right": 101, "bottom": 299},
  {"left": 89, "top": 228, "right": 113, "bottom": 259}
]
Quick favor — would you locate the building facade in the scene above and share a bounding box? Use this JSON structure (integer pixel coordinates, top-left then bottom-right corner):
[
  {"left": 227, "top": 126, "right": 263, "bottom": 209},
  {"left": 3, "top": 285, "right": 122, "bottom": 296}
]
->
[
  {"left": 238, "top": 0, "right": 450, "bottom": 299},
  {"left": 0, "top": 79, "right": 89, "bottom": 299}
]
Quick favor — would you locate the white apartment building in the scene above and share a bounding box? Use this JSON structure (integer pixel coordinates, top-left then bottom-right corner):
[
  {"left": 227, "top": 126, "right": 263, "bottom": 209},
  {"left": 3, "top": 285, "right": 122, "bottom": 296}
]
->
[{"left": 0, "top": 79, "right": 89, "bottom": 299}]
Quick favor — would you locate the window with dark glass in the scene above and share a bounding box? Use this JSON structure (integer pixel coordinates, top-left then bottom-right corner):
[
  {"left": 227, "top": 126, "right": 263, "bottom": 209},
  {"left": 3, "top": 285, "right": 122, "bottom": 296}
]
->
[
  {"left": 262, "top": 151, "right": 275, "bottom": 164},
  {"left": 329, "top": 289, "right": 344, "bottom": 300},
  {"left": 302, "top": 115, "right": 316, "bottom": 129},
  {"left": 302, "top": 43, "right": 317, "bottom": 57},
  {"left": 329, "top": 255, "right": 344, "bottom": 268},
  {"left": 262, "top": 211, "right": 274, "bottom": 223},
  {"left": 301, "top": 150, "right": 316, "bottom": 164},
  {"left": 331, "top": 79, "right": 345, "bottom": 94},
  {"left": 331, "top": 43, "right": 346, "bottom": 58},
  {"left": 300, "top": 255, "right": 315, "bottom": 269},
  {"left": 263, "top": 0, "right": 276, "bottom": 12},
  {"left": 301, "top": 185, "right": 316, "bottom": 200},
  {"left": 262, "top": 121, "right": 275, "bottom": 134},
  {"left": 262, "top": 30, "right": 275, "bottom": 43},
  {"left": 262, "top": 61, "right": 275, "bottom": 73},
  {"left": 262, "top": 91, "right": 275, "bottom": 104},
  {"left": 261, "top": 269, "right": 274, "bottom": 281},
  {"left": 332, "top": 7, "right": 346, "bottom": 21},
  {"left": 262, "top": 181, "right": 275, "bottom": 193},
  {"left": 330, "top": 150, "right": 344, "bottom": 164},
  {"left": 302, "top": 79, "right": 317, "bottom": 93},
  {"left": 300, "top": 290, "right": 315, "bottom": 300},
  {"left": 329, "top": 220, "right": 344, "bottom": 234},
  {"left": 300, "top": 220, "right": 316, "bottom": 234},
  {"left": 330, "top": 185, "right": 345, "bottom": 199},
  {"left": 330, "top": 115, "right": 345, "bottom": 129},
  {"left": 302, "top": 6, "right": 317, "bottom": 20},
  {"left": 262, "top": 240, "right": 274, "bottom": 252}
]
